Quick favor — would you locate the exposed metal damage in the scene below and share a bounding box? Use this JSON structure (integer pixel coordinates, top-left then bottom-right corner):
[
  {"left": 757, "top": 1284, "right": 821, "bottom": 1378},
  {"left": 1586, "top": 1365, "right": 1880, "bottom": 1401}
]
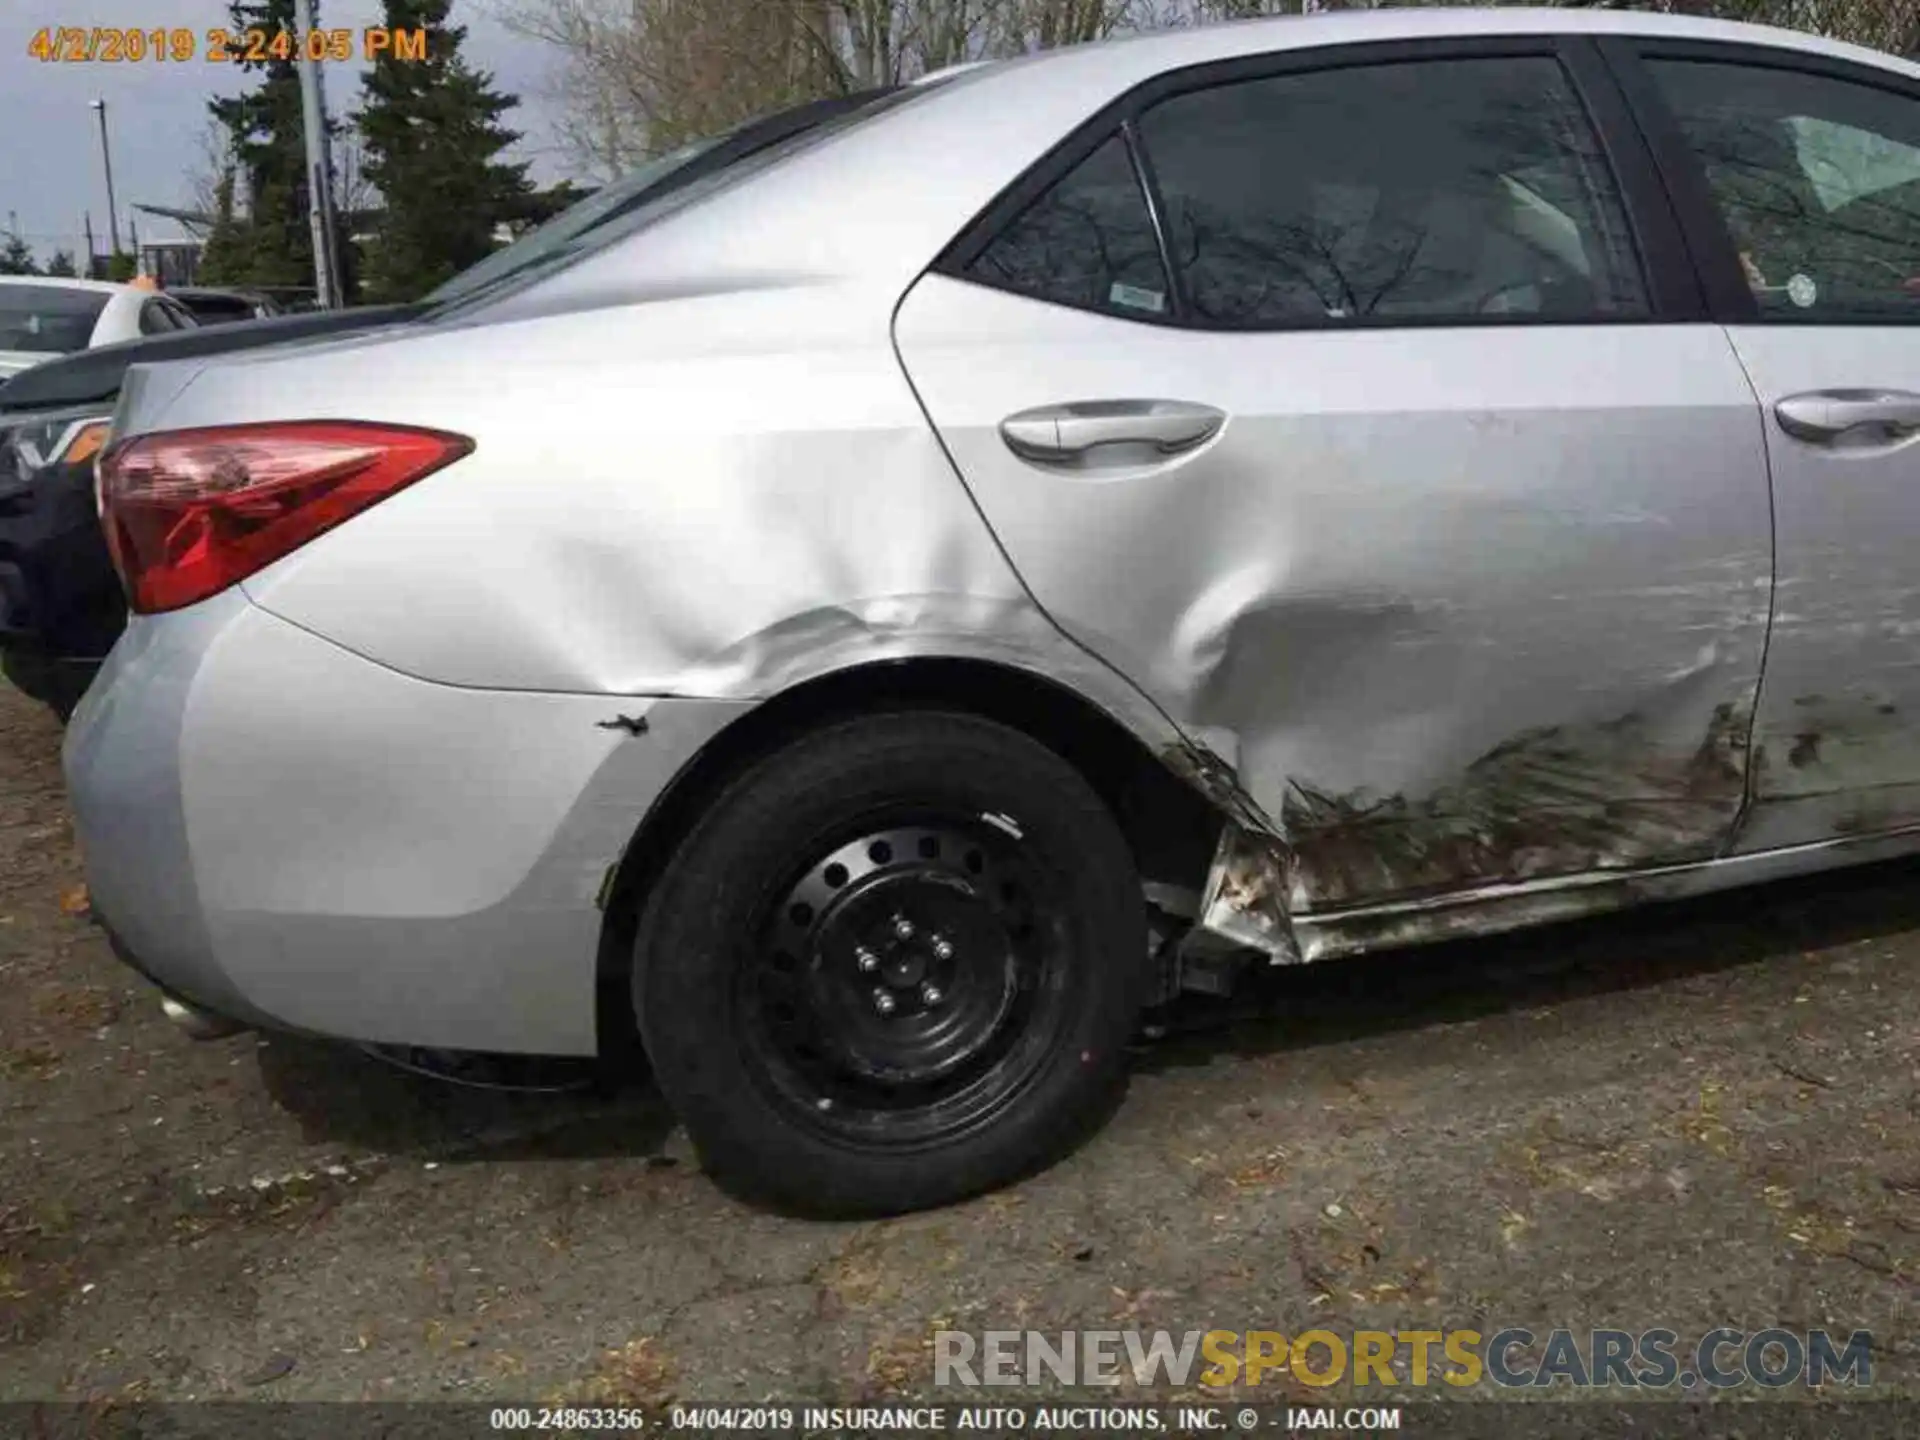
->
[
  {"left": 1194, "top": 822, "right": 1299, "bottom": 962},
  {"left": 1278, "top": 700, "right": 1752, "bottom": 911},
  {"left": 1171, "top": 696, "right": 1768, "bottom": 967},
  {"left": 890, "top": 268, "right": 1790, "bottom": 981}
]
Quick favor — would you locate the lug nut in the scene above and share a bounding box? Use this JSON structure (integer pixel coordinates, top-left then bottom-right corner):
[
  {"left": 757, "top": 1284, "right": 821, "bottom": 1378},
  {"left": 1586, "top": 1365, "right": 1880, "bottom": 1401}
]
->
[
  {"left": 921, "top": 983, "right": 944, "bottom": 1006},
  {"left": 856, "top": 947, "right": 878, "bottom": 973},
  {"left": 893, "top": 915, "right": 915, "bottom": 940},
  {"left": 931, "top": 937, "right": 954, "bottom": 961},
  {"left": 872, "top": 989, "right": 897, "bottom": 1016}
]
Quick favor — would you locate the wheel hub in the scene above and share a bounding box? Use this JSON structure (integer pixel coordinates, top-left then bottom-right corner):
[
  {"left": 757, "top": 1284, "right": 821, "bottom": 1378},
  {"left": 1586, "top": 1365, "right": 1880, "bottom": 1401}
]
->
[
  {"left": 758, "top": 825, "right": 1039, "bottom": 1088},
  {"left": 879, "top": 941, "right": 928, "bottom": 991}
]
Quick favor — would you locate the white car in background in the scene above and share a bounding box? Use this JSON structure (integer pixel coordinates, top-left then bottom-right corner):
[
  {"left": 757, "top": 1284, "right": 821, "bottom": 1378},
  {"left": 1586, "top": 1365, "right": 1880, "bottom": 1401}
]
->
[{"left": 0, "top": 277, "right": 199, "bottom": 381}]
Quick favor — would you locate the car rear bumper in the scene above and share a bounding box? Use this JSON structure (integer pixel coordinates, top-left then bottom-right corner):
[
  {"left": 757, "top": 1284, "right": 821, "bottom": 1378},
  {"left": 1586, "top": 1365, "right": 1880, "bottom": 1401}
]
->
[
  {"left": 99, "top": 921, "right": 267, "bottom": 1038},
  {"left": 64, "top": 589, "right": 752, "bottom": 1055}
]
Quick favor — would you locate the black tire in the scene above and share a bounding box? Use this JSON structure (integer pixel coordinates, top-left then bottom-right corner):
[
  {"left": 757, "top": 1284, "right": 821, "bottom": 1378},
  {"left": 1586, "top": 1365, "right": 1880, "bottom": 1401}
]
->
[{"left": 634, "top": 711, "right": 1147, "bottom": 1217}]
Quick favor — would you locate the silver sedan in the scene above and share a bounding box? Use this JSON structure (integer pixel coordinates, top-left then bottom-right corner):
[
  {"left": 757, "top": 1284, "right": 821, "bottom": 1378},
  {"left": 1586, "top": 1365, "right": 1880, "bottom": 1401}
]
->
[{"left": 66, "top": 7, "right": 1920, "bottom": 1214}]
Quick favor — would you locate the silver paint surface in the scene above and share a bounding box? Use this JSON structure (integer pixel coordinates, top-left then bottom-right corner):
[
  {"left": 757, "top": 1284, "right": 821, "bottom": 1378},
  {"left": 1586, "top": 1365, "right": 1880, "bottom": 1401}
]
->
[
  {"left": 65, "top": 10, "right": 1920, "bottom": 1048},
  {"left": 1721, "top": 327, "right": 1920, "bottom": 852},
  {"left": 67, "top": 596, "right": 756, "bottom": 1055},
  {"left": 895, "top": 278, "right": 1775, "bottom": 911}
]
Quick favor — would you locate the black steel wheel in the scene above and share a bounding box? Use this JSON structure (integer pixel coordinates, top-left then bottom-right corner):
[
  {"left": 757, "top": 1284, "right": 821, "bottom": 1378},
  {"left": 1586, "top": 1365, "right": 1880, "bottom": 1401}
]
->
[
  {"left": 741, "top": 819, "right": 1069, "bottom": 1146},
  {"left": 634, "top": 711, "right": 1147, "bottom": 1216}
]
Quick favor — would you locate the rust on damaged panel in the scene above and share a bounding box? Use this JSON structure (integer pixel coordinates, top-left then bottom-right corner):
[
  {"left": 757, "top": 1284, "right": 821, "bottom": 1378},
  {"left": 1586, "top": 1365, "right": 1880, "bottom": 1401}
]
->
[
  {"left": 1277, "top": 702, "right": 1753, "bottom": 911},
  {"left": 1194, "top": 822, "right": 1297, "bottom": 960},
  {"left": 1295, "top": 875, "right": 1656, "bottom": 961},
  {"left": 1173, "top": 700, "right": 1762, "bottom": 958}
]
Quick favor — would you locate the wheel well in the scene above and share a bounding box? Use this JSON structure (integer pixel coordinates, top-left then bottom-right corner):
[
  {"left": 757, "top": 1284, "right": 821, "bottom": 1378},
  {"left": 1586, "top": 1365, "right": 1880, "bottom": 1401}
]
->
[{"left": 593, "top": 658, "right": 1224, "bottom": 1056}]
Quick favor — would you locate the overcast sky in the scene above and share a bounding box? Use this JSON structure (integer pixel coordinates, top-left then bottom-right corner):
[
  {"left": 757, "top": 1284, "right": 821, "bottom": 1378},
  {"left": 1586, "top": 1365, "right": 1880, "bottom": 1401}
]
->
[{"left": 0, "top": 0, "right": 563, "bottom": 261}]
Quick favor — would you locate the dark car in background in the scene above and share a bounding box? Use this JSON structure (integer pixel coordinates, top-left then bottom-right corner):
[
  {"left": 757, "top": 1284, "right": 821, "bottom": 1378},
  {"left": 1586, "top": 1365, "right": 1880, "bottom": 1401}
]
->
[
  {"left": 166, "top": 287, "right": 285, "bottom": 326},
  {"left": 0, "top": 304, "right": 417, "bottom": 714}
]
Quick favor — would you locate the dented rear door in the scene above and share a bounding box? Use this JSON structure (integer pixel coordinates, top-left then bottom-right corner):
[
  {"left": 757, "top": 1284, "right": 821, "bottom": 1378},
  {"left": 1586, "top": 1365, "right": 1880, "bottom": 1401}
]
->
[{"left": 894, "top": 36, "right": 1775, "bottom": 915}]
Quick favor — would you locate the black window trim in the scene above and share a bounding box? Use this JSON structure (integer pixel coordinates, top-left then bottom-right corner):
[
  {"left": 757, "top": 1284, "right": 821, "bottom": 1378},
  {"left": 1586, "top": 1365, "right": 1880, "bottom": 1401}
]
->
[
  {"left": 1120, "top": 117, "right": 1188, "bottom": 319},
  {"left": 934, "top": 33, "right": 1706, "bottom": 332},
  {"left": 1599, "top": 36, "right": 1920, "bottom": 326}
]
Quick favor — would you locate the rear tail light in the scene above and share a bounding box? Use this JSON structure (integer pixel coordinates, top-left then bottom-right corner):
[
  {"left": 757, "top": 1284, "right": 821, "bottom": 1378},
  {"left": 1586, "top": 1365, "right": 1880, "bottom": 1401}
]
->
[{"left": 98, "top": 421, "right": 473, "bottom": 613}]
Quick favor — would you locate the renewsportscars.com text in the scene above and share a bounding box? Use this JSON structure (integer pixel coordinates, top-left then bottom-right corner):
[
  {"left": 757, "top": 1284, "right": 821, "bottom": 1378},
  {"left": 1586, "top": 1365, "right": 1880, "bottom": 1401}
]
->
[{"left": 933, "top": 1327, "right": 1873, "bottom": 1390}]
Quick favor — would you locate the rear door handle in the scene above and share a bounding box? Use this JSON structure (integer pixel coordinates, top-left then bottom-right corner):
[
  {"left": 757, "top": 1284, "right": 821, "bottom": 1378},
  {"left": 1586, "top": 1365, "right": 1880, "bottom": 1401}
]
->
[
  {"left": 1000, "top": 400, "right": 1225, "bottom": 464},
  {"left": 1775, "top": 389, "right": 1920, "bottom": 444}
]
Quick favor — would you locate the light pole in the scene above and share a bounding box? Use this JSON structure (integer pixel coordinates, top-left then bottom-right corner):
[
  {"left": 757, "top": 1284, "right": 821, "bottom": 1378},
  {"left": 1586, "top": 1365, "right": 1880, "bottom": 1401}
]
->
[
  {"left": 89, "top": 99, "right": 122, "bottom": 258},
  {"left": 295, "top": 0, "right": 343, "bottom": 307}
]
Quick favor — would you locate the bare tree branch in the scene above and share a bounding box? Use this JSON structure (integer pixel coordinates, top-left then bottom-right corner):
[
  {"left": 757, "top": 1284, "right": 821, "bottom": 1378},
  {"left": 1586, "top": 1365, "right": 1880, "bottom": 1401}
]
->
[{"left": 490, "top": 0, "right": 1920, "bottom": 186}]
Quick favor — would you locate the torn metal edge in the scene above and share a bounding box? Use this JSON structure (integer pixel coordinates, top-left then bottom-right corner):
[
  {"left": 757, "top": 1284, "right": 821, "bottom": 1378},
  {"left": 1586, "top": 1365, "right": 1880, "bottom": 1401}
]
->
[{"left": 1195, "top": 822, "right": 1303, "bottom": 964}]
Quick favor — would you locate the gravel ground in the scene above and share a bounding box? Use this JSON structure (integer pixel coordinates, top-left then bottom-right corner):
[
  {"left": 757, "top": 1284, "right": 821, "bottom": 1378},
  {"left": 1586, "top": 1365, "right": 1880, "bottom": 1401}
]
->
[{"left": 1, "top": 674, "right": 1916, "bottom": 1406}]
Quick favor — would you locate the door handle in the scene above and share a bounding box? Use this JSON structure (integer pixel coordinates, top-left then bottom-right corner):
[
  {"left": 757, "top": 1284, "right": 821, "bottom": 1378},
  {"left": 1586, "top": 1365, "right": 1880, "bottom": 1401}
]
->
[
  {"left": 1000, "top": 400, "right": 1225, "bottom": 464},
  {"left": 1775, "top": 389, "right": 1920, "bottom": 444}
]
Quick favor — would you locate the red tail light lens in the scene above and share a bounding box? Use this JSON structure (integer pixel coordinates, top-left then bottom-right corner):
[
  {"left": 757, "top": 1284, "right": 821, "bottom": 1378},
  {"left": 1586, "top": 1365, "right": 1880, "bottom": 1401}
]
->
[{"left": 99, "top": 421, "right": 473, "bottom": 613}]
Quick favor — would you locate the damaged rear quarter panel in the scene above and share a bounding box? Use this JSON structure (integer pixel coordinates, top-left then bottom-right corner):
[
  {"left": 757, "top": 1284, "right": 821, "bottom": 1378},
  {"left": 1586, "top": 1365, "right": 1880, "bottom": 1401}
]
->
[
  {"left": 220, "top": 283, "right": 1129, "bottom": 706},
  {"left": 166, "top": 249, "right": 1782, "bottom": 940},
  {"left": 193, "top": 278, "right": 1200, "bottom": 777}
]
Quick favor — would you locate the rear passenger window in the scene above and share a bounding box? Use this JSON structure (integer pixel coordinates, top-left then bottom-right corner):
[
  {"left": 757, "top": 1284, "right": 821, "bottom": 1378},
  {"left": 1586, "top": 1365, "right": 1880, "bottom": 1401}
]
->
[
  {"left": 1136, "top": 56, "right": 1650, "bottom": 326},
  {"left": 966, "top": 134, "right": 1172, "bottom": 318},
  {"left": 1646, "top": 59, "right": 1920, "bottom": 321}
]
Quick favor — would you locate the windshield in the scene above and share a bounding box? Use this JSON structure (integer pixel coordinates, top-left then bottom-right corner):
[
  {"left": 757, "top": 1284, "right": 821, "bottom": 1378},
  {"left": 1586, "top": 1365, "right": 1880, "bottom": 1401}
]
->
[
  {"left": 420, "top": 85, "right": 918, "bottom": 313},
  {"left": 0, "top": 287, "right": 109, "bottom": 354}
]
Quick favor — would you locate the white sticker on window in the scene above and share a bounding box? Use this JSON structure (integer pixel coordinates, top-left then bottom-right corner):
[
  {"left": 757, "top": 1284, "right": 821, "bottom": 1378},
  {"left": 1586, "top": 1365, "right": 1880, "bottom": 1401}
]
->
[
  {"left": 1787, "top": 273, "right": 1818, "bottom": 309},
  {"left": 1108, "top": 282, "right": 1166, "bottom": 314}
]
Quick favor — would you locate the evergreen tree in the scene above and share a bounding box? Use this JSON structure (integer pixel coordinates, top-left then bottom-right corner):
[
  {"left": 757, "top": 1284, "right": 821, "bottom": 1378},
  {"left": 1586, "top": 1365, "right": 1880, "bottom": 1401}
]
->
[
  {"left": 197, "top": 169, "right": 252, "bottom": 285},
  {"left": 357, "top": 0, "right": 533, "bottom": 300},
  {"left": 0, "top": 233, "right": 37, "bottom": 275},
  {"left": 208, "top": 0, "right": 351, "bottom": 294},
  {"left": 43, "top": 249, "right": 76, "bottom": 277}
]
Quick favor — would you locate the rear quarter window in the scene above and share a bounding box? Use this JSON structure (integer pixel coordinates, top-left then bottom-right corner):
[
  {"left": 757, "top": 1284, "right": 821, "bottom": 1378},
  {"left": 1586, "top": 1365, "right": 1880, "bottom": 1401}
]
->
[{"left": 965, "top": 134, "right": 1173, "bottom": 318}]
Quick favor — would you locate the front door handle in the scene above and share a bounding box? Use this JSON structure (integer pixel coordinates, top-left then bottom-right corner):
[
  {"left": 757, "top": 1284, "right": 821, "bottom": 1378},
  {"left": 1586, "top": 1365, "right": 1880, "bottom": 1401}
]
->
[
  {"left": 1775, "top": 389, "right": 1920, "bottom": 444},
  {"left": 1000, "top": 400, "right": 1225, "bottom": 465}
]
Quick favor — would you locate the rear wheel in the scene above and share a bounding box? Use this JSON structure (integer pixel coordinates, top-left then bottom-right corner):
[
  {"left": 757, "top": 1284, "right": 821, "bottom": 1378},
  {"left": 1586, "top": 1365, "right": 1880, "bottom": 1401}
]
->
[{"left": 634, "top": 711, "right": 1146, "bottom": 1216}]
